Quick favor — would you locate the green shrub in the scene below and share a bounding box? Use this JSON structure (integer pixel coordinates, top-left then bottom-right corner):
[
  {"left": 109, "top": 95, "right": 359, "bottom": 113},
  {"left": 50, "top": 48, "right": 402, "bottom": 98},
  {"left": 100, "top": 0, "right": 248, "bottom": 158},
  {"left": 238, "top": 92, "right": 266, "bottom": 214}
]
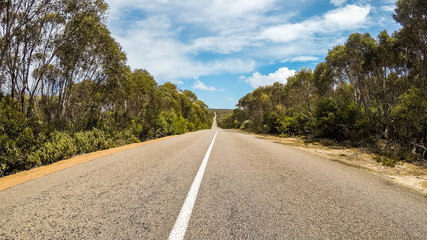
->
[
  {"left": 241, "top": 119, "right": 253, "bottom": 131},
  {"left": 275, "top": 115, "right": 296, "bottom": 135},
  {"left": 0, "top": 97, "right": 37, "bottom": 176},
  {"left": 390, "top": 87, "right": 426, "bottom": 156},
  {"left": 74, "top": 128, "right": 114, "bottom": 154},
  {"left": 186, "top": 122, "right": 196, "bottom": 132},
  {"left": 35, "top": 131, "right": 77, "bottom": 164},
  {"left": 374, "top": 155, "right": 397, "bottom": 167},
  {"left": 313, "top": 98, "right": 342, "bottom": 140},
  {"left": 155, "top": 110, "right": 188, "bottom": 136},
  {"left": 0, "top": 137, "right": 23, "bottom": 176},
  {"left": 396, "top": 151, "right": 420, "bottom": 163},
  {"left": 319, "top": 138, "right": 337, "bottom": 146},
  {"left": 113, "top": 129, "right": 140, "bottom": 146}
]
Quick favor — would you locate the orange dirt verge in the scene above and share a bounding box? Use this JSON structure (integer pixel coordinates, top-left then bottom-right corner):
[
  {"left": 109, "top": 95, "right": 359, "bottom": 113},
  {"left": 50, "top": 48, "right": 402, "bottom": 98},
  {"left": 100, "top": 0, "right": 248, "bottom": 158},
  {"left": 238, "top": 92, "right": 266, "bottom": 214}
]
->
[{"left": 0, "top": 135, "right": 177, "bottom": 191}]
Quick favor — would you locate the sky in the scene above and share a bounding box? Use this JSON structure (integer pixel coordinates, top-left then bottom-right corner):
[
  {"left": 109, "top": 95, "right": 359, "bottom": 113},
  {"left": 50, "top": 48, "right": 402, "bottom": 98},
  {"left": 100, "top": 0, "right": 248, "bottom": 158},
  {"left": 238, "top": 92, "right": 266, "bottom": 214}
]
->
[{"left": 104, "top": 0, "right": 401, "bottom": 109}]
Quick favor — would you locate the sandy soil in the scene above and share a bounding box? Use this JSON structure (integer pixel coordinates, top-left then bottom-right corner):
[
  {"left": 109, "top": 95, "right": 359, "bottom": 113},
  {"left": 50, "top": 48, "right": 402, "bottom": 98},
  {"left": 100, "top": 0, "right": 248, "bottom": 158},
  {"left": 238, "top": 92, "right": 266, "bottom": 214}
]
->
[
  {"left": 256, "top": 134, "right": 427, "bottom": 196},
  {"left": 0, "top": 135, "right": 177, "bottom": 191}
]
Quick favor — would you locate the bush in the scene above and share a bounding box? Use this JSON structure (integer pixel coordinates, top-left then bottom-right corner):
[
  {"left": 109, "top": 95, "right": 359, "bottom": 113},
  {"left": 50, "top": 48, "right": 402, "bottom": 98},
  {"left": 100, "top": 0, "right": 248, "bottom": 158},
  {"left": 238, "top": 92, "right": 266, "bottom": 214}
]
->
[
  {"left": 374, "top": 155, "right": 397, "bottom": 167},
  {"left": 0, "top": 97, "right": 37, "bottom": 176},
  {"left": 240, "top": 119, "right": 254, "bottom": 131},
  {"left": 155, "top": 110, "right": 188, "bottom": 136},
  {"left": 113, "top": 129, "right": 140, "bottom": 146},
  {"left": 34, "top": 131, "right": 78, "bottom": 165},
  {"left": 390, "top": 87, "right": 426, "bottom": 155},
  {"left": 319, "top": 138, "right": 337, "bottom": 146},
  {"left": 275, "top": 115, "right": 296, "bottom": 135},
  {"left": 396, "top": 150, "right": 420, "bottom": 163},
  {"left": 75, "top": 128, "right": 114, "bottom": 154},
  {"left": 313, "top": 98, "right": 342, "bottom": 140}
]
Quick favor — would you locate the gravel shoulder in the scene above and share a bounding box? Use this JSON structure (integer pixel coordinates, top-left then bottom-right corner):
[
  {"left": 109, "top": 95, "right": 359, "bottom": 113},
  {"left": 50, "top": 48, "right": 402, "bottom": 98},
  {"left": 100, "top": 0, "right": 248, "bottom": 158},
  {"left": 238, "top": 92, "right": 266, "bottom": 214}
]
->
[{"left": 251, "top": 133, "right": 427, "bottom": 196}]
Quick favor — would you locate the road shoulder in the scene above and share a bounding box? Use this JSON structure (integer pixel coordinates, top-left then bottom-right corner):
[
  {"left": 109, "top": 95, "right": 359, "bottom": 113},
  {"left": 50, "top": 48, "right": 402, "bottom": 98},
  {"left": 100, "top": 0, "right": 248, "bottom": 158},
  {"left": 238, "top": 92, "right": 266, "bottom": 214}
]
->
[
  {"left": 0, "top": 135, "right": 177, "bottom": 191},
  {"left": 231, "top": 130, "right": 427, "bottom": 196}
]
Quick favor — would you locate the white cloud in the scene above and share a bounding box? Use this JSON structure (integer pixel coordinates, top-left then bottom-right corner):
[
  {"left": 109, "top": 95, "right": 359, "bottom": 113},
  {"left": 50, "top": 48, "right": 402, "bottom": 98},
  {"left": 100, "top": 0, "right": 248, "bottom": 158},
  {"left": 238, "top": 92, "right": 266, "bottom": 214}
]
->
[
  {"left": 381, "top": 5, "right": 395, "bottom": 12},
  {"left": 244, "top": 67, "right": 296, "bottom": 88},
  {"left": 113, "top": 14, "right": 256, "bottom": 82},
  {"left": 104, "top": 0, "right": 388, "bottom": 87},
  {"left": 260, "top": 23, "right": 307, "bottom": 43},
  {"left": 193, "top": 78, "right": 224, "bottom": 91},
  {"left": 206, "top": 0, "right": 276, "bottom": 19},
  {"left": 330, "top": 0, "right": 347, "bottom": 7},
  {"left": 283, "top": 56, "right": 320, "bottom": 62},
  {"left": 191, "top": 36, "right": 251, "bottom": 54},
  {"left": 261, "top": 5, "right": 371, "bottom": 43},
  {"left": 106, "top": 0, "right": 276, "bottom": 31},
  {"left": 323, "top": 4, "right": 371, "bottom": 29}
]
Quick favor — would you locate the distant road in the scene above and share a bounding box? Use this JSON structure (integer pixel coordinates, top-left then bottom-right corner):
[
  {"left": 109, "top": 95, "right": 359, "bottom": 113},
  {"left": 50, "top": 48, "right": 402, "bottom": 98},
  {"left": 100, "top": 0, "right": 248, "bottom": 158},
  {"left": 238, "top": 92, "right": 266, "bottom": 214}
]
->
[{"left": 1, "top": 121, "right": 426, "bottom": 239}]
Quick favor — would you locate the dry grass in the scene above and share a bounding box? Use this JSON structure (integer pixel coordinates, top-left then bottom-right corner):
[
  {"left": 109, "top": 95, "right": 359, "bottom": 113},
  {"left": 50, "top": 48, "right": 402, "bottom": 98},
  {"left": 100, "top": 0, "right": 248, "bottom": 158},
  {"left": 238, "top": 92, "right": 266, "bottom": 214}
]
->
[{"left": 256, "top": 134, "right": 427, "bottom": 196}]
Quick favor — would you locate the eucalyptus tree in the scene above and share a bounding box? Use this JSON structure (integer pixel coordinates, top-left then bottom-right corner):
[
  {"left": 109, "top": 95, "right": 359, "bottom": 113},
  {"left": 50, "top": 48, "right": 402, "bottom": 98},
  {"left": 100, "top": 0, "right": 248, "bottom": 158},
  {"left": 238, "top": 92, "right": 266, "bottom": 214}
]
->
[
  {"left": 0, "top": 0, "right": 119, "bottom": 121},
  {"left": 393, "top": 0, "right": 427, "bottom": 89},
  {"left": 391, "top": 0, "right": 427, "bottom": 154}
]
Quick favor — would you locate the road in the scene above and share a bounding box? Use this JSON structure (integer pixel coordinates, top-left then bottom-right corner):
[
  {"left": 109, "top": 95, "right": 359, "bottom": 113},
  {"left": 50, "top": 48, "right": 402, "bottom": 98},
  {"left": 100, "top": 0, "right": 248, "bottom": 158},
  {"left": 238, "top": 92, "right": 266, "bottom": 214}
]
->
[{"left": 1, "top": 121, "right": 426, "bottom": 239}]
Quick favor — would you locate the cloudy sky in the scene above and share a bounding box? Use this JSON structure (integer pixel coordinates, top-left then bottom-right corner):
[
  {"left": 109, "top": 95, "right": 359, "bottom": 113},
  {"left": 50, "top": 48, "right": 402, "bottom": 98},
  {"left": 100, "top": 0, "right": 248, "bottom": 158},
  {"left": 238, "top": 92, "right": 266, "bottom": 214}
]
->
[{"left": 104, "top": 0, "right": 400, "bottom": 109}]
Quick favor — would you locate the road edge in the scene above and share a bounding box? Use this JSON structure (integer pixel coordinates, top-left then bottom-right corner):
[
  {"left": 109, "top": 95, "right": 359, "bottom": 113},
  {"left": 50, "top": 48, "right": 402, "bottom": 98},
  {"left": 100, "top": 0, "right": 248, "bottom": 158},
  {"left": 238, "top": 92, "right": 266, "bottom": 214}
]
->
[
  {"left": 230, "top": 129, "right": 427, "bottom": 197},
  {"left": 0, "top": 135, "right": 179, "bottom": 192}
]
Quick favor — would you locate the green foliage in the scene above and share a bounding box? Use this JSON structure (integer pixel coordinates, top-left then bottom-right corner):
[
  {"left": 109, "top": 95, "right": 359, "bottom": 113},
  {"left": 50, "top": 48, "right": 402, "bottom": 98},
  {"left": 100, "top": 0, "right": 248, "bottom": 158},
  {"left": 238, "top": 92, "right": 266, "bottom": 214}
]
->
[
  {"left": 313, "top": 62, "right": 334, "bottom": 96},
  {"left": 222, "top": 2, "right": 427, "bottom": 163},
  {"left": 275, "top": 114, "right": 295, "bottom": 136},
  {"left": 393, "top": 0, "right": 427, "bottom": 85},
  {"left": 2, "top": 0, "right": 426, "bottom": 177},
  {"left": 390, "top": 87, "right": 426, "bottom": 153},
  {"left": 374, "top": 155, "right": 397, "bottom": 167},
  {"left": 155, "top": 110, "right": 189, "bottom": 136},
  {"left": 74, "top": 128, "right": 114, "bottom": 154},
  {"left": 375, "top": 148, "right": 421, "bottom": 166},
  {"left": 313, "top": 98, "right": 341, "bottom": 140},
  {"left": 33, "top": 131, "right": 77, "bottom": 165},
  {"left": 319, "top": 138, "right": 338, "bottom": 147},
  {"left": 0, "top": 1, "right": 213, "bottom": 177},
  {"left": 0, "top": 97, "right": 37, "bottom": 176}
]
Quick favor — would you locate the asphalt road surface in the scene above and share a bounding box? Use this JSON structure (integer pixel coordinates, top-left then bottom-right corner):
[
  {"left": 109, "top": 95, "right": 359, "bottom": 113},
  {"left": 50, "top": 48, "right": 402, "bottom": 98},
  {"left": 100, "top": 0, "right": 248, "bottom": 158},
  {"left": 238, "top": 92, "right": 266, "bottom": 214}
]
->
[{"left": 1, "top": 121, "right": 427, "bottom": 239}]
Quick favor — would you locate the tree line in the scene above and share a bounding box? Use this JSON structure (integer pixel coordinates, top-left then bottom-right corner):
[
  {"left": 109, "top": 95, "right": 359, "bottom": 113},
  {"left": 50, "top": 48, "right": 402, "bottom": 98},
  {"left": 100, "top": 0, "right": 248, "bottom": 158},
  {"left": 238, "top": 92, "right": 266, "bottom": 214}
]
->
[
  {"left": 0, "top": 0, "right": 212, "bottom": 176},
  {"left": 219, "top": 0, "right": 426, "bottom": 164}
]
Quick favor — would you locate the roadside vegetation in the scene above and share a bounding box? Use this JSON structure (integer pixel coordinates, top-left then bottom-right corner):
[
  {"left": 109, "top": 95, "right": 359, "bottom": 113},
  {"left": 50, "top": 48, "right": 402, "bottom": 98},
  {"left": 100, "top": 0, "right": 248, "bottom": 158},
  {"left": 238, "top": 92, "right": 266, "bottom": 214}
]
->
[
  {"left": 0, "top": 0, "right": 212, "bottom": 176},
  {"left": 219, "top": 0, "right": 426, "bottom": 165}
]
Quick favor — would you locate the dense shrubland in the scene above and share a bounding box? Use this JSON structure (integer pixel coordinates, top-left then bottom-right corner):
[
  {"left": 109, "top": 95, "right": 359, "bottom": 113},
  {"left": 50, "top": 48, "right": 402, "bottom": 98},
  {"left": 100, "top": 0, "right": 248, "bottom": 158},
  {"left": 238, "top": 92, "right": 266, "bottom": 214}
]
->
[
  {"left": 219, "top": 0, "right": 426, "bottom": 164},
  {"left": 0, "top": 0, "right": 212, "bottom": 176}
]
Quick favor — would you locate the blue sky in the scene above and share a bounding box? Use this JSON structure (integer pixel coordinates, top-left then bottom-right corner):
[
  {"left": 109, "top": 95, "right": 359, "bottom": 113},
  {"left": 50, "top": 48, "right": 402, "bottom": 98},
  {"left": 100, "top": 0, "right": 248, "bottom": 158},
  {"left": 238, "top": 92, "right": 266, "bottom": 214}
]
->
[{"left": 104, "top": 0, "right": 401, "bottom": 109}]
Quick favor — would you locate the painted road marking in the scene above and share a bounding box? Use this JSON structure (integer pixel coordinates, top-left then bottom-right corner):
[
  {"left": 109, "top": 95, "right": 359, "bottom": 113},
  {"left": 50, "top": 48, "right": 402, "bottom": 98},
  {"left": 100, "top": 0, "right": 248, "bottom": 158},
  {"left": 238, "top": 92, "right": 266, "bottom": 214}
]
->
[{"left": 168, "top": 130, "right": 218, "bottom": 240}]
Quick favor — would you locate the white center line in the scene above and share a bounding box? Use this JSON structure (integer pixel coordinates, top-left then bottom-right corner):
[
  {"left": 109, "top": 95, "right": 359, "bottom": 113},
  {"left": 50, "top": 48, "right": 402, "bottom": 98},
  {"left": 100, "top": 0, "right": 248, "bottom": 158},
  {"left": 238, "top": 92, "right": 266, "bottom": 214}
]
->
[{"left": 168, "top": 130, "right": 218, "bottom": 240}]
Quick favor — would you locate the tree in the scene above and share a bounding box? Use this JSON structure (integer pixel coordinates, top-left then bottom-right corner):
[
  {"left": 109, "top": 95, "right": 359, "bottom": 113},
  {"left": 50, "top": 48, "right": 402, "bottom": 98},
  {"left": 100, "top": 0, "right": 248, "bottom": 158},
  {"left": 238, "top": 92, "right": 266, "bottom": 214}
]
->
[
  {"left": 313, "top": 62, "right": 335, "bottom": 97},
  {"left": 393, "top": 0, "right": 427, "bottom": 91},
  {"left": 390, "top": 88, "right": 427, "bottom": 157}
]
